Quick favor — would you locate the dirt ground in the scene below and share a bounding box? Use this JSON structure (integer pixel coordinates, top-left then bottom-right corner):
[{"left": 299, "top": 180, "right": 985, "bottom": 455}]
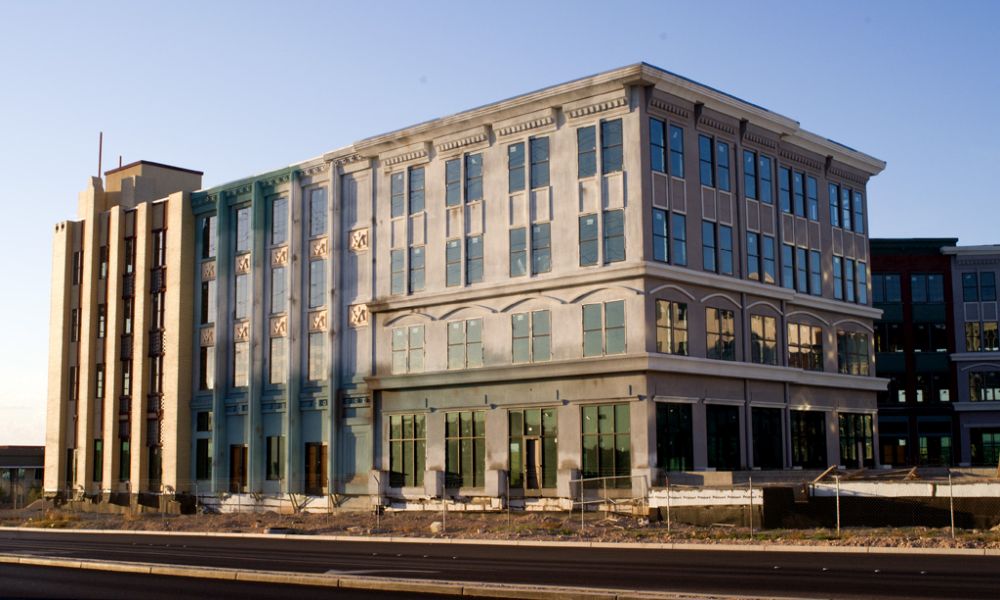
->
[{"left": 2, "top": 504, "right": 998, "bottom": 549}]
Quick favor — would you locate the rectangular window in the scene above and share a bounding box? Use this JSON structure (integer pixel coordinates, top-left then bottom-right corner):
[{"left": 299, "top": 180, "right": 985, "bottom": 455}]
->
[
  {"left": 792, "top": 411, "right": 827, "bottom": 469},
  {"left": 743, "top": 150, "right": 757, "bottom": 200},
  {"left": 841, "top": 187, "right": 852, "bottom": 231},
  {"left": 655, "top": 300, "right": 688, "bottom": 355},
  {"left": 390, "top": 249, "right": 404, "bottom": 295},
  {"left": 970, "top": 372, "right": 1000, "bottom": 401},
  {"left": 982, "top": 272, "right": 997, "bottom": 301},
  {"left": 72, "top": 251, "right": 83, "bottom": 285},
  {"left": 446, "top": 239, "right": 462, "bottom": 286},
  {"left": 706, "top": 404, "right": 740, "bottom": 470},
  {"left": 234, "top": 274, "right": 249, "bottom": 320},
  {"left": 70, "top": 309, "right": 79, "bottom": 342},
  {"left": 966, "top": 322, "right": 982, "bottom": 352},
  {"left": 839, "top": 413, "right": 875, "bottom": 468},
  {"left": 271, "top": 267, "right": 286, "bottom": 314},
  {"left": 857, "top": 262, "right": 868, "bottom": 304},
  {"left": 98, "top": 245, "right": 108, "bottom": 280},
  {"left": 95, "top": 364, "right": 105, "bottom": 399},
  {"left": 581, "top": 403, "right": 630, "bottom": 483},
  {"left": 985, "top": 321, "right": 999, "bottom": 352},
  {"left": 792, "top": 171, "right": 805, "bottom": 217},
  {"left": 97, "top": 304, "right": 106, "bottom": 338},
  {"left": 307, "top": 332, "right": 326, "bottom": 382},
  {"left": 806, "top": 175, "right": 819, "bottom": 221},
  {"left": 753, "top": 407, "right": 784, "bottom": 469},
  {"left": 266, "top": 436, "right": 283, "bottom": 481},
  {"left": 509, "top": 228, "right": 526, "bottom": 277},
  {"left": 669, "top": 125, "right": 685, "bottom": 178},
  {"left": 466, "top": 235, "right": 483, "bottom": 284},
  {"left": 235, "top": 206, "right": 251, "bottom": 253},
  {"left": 651, "top": 118, "right": 666, "bottom": 173},
  {"left": 309, "top": 188, "right": 327, "bottom": 237},
  {"left": 845, "top": 258, "right": 856, "bottom": 303},
  {"left": 271, "top": 197, "right": 288, "bottom": 245},
  {"left": 796, "top": 247, "right": 808, "bottom": 294},
  {"left": 577, "top": 126, "right": 596, "bottom": 178},
  {"left": 601, "top": 119, "right": 623, "bottom": 174},
  {"left": 671, "top": 214, "right": 687, "bottom": 266},
  {"left": 781, "top": 244, "right": 795, "bottom": 289},
  {"left": 445, "top": 159, "right": 461, "bottom": 207},
  {"left": 719, "top": 225, "right": 733, "bottom": 276},
  {"left": 509, "top": 408, "right": 558, "bottom": 489},
  {"left": 118, "top": 440, "right": 130, "bottom": 482},
  {"left": 233, "top": 340, "right": 249, "bottom": 387},
  {"left": 706, "top": 307, "right": 736, "bottom": 361},
  {"left": 309, "top": 260, "right": 326, "bottom": 308},
  {"left": 652, "top": 209, "right": 668, "bottom": 263},
  {"left": 92, "top": 439, "right": 103, "bottom": 482},
  {"left": 390, "top": 172, "right": 404, "bottom": 218},
  {"left": 698, "top": 135, "right": 714, "bottom": 187},
  {"left": 465, "top": 153, "right": 483, "bottom": 202},
  {"left": 409, "top": 166, "right": 425, "bottom": 213},
  {"left": 963, "top": 273, "right": 979, "bottom": 302},
  {"left": 195, "top": 438, "right": 211, "bottom": 480},
  {"left": 530, "top": 137, "right": 550, "bottom": 188},
  {"left": 196, "top": 411, "right": 212, "bottom": 433},
  {"left": 702, "top": 221, "right": 716, "bottom": 272},
  {"left": 829, "top": 183, "right": 840, "bottom": 228},
  {"left": 199, "top": 281, "right": 214, "bottom": 325},
  {"left": 389, "top": 414, "right": 426, "bottom": 488},
  {"left": 199, "top": 346, "right": 215, "bottom": 391},
  {"left": 747, "top": 232, "right": 760, "bottom": 281},
  {"left": 788, "top": 322, "right": 823, "bottom": 371},
  {"left": 269, "top": 337, "right": 285, "bottom": 385},
  {"left": 408, "top": 246, "right": 425, "bottom": 292},
  {"left": 750, "top": 314, "right": 778, "bottom": 365},
  {"left": 762, "top": 235, "right": 776, "bottom": 285},
  {"left": 583, "top": 300, "right": 625, "bottom": 356},
  {"left": 201, "top": 216, "right": 217, "bottom": 259},
  {"left": 656, "top": 403, "right": 693, "bottom": 471},
  {"left": 758, "top": 155, "right": 773, "bottom": 204},
  {"left": 391, "top": 325, "right": 424, "bottom": 374},
  {"left": 445, "top": 411, "right": 486, "bottom": 488},
  {"left": 579, "top": 214, "right": 599, "bottom": 266},
  {"left": 447, "top": 318, "right": 483, "bottom": 370},
  {"left": 833, "top": 256, "right": 844, "bottom": 300},
  {"left": 853, "top": 191, "right": 864, "bottom": 233},
  {"left": 508, "top": 142, "right": 525, "bottom": 193},
  {"left": 532, "top": 223, "right": 552, "bottom": 274},
  {"left": 603, "top": 210, "right": 625, "bottom": 263},
  {"left": 512, "top": 310, "right": 551, "bottom": 363},
  {"left": 809, "top": 250, "right": 822, "bottom": 295},
  {"left": 837, "top": 331, "right": 870, "bottom": 375},
  {"left": 778, "top": 167, "right": 791, "bottom": 213}
]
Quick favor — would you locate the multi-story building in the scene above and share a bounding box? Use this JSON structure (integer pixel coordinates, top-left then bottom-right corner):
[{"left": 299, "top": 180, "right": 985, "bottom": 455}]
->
[
  {"left": 943, "top": 245, "right": 1000, "bottom": 467},
  {"left": 46, "top": 63, "right": 886, "bottom": 507},
  {"left": 870, "top": 239, "right": 958, "bottom": 467}
]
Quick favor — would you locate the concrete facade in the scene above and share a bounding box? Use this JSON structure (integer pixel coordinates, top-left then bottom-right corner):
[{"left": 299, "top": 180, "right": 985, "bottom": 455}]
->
[{"left": 47, "top": 64, "right": 887, "bottom": 508}]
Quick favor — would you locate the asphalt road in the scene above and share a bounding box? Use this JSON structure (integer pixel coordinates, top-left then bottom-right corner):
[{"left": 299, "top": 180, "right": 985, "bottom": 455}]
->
[
  {"left": 1, "top": 529, "right": 998, "bottom": 599},
  {"left": 0, "top": 564, "right": 434, "bottom": 599}
]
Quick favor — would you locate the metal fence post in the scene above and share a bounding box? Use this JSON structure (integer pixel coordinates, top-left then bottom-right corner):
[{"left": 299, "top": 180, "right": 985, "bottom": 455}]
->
[
  {"left": 835, "top": 475, "right": 841, "bottom": 538},
  {"left": 949, "top": 471, "right": 955, "bottom": 539}
]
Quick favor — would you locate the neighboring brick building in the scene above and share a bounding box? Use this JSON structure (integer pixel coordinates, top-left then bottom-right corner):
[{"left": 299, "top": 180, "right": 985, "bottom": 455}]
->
[{"left": 46, "top": 63, "right": 886, "bottom": 508}]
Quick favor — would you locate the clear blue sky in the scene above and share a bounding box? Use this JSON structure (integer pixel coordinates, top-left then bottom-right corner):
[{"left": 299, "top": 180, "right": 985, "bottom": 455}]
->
[{"left": 1, "top": 0, "right": 997, "bottom": 445}]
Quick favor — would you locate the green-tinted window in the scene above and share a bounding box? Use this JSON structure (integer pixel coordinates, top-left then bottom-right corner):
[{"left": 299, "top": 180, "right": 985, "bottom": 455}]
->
[
  {"left": 389, "top": 414, "right": 426, "bottom": 488},
  {"left": 445, "top": 411, "right": 485, "bottom": 488},
  {"left": 581, "top": 403, "right": 631, "bottom": 486}
]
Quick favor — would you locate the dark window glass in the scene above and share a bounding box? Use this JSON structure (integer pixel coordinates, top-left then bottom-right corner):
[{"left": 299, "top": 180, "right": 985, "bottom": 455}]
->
[
  {"left": 706, "top": 307, "right": 736, "bottom": 361},
  {"left": 853, "top": 191, "right": 865, "bottom": 233},
  {"left": 778, "top": 167, "right": 791, "bottom": 213},
  {"left": 809, "top": 250, "right": 822, "bottom": 296},
  {"left": 672, "top": 214, "right": 687, "bottom": 266},
  {"left": 603, "top": 210, "right": 625, "bottom": 263},
  {"left": 743, "top": 150, "right": 757, "bottom": 199},
  {"left": 509, "top": 228, "right": 526, "bottom": 277},
  {"left": 833, "top": 256, "right": 844, "bottom": 300},
  {"left": 271, "top": 197, "right": 288, "bottom": 245},
  {"left": 652, "top": 209, "right": 668, "bottom": 263},
  {"left": 857, "top": 263, "right": 868, "bottom": 305},
  {"left": 759, "top": 155, "right": 773, "bottom": 204},
  {"left": 706, "top": 404, "right": 740, "bottom": 470},
  {"left": 408, "top": 246, "right": 425, "bottom": 292},
  {"left": 601, "top": 119, "right": 623, "bottom": 174},
  {"left": 829, "top": 183, "right": 840, "bottom": 227},
  {"left": 409, "top": 166, "right": 425, "bottom": 213},
  {"left": 656, "top": 403, "right": 693, "bottom": 471},
  {"left": 796, "top": 247, "right": 808, "bottom": 293},
  {"left": 532, "top": 223, "right": 552, "bottom": 274},
  {"left": 698, "top": 135, "right": 713, "bottom": 187},
  {"left": 465, "top": 153, "right": 483, "bottom": 202},
  {"left": 669, "top": 125, "right": 685, "bottom": 178},
  {"left": 508, "top": 143, "right": 525, "bottom": 193},
  {"left": 885, "top": 274, "right": 902, "bottom": 302},
  {"left": 762, "top": 235, "right": 776, "bottom": 285},
  {"left": 792, "top": 171, "right": 805, "bottom": 217},
  {"left": 579, "top": 214, "right": 598, "bottom": 266},
  {"left": 446, "top": 239, "right": 461, "bottom": 286},
  {"left": 718, "top": 225, "right": 733, "bottom": 276},
  {"left": 309, "top": 189, "right": 327, "bottom": 237},
  {"left": 445, "top": 159, "right": 461, "bottom": 207},
  {"left": 702, "top": 221, "right": 716, "bottom": 272},
  {"left": 390, "top": 249, "right": 404, "bottom": 295},
  {"left": 747, "top": 232, "right": 760, "bottom": 281},
  {"left": 911, "top": 274, "right": 928, "bottom": 303},
  {"left": 845, "top": 258, "right": 856, "bottom": 303},
  {"left": 716, "top": 141, "right": 730, "bottom": 192},
  {"left": 466, "top": 235, "right": 483, "bottom": 284},
  {"left": 963, "top": 273, "right": 979, "bottom": 302},
  {"left": 650, "top": 118, "right": 666, "bottom": 173},
  {"left": 530, "top": 137, "right": 550, "bottom": 188},
  {"left": 781, "top": 244, "right": 795, "bottom": 290},
  {"left": 841, "top": 187, "right": 852, "bottom": 231},
  {"left": 927, "top": 274, "right": 945, "bottom": 303},
  {"left": 577, "top": 126, "right": 597, "bottom": 178},
  {"left": 981, "top": 272, "right": 997, "bottom": 301},
  {"left": 806, "top": 176, "right": 819, "bottom": 221}
]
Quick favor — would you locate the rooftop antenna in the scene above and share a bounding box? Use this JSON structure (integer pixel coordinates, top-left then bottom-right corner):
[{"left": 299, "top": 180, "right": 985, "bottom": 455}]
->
[
  {"left": 118, "top": 155, "right": 122, "bottom": 168},
  {"left": 97, "top": 131, "right": 103, "bottom": 177}
]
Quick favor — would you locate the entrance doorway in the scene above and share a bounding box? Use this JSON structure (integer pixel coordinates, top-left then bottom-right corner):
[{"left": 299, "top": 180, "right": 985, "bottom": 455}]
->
[
  {"left": 304, "top": 443, "right": 327, "bottom": 495},
  {"left": 229, "top": 445, "right": 247, "bottom": 493}
]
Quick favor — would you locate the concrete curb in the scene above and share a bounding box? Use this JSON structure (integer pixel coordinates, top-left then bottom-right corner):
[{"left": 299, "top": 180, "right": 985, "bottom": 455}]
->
[
  {"left": 0, "top": 554, "right": 792, "bottom": 600},
  {"left": 1, "top": 526, "right": 997, "bottom": 557}
]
